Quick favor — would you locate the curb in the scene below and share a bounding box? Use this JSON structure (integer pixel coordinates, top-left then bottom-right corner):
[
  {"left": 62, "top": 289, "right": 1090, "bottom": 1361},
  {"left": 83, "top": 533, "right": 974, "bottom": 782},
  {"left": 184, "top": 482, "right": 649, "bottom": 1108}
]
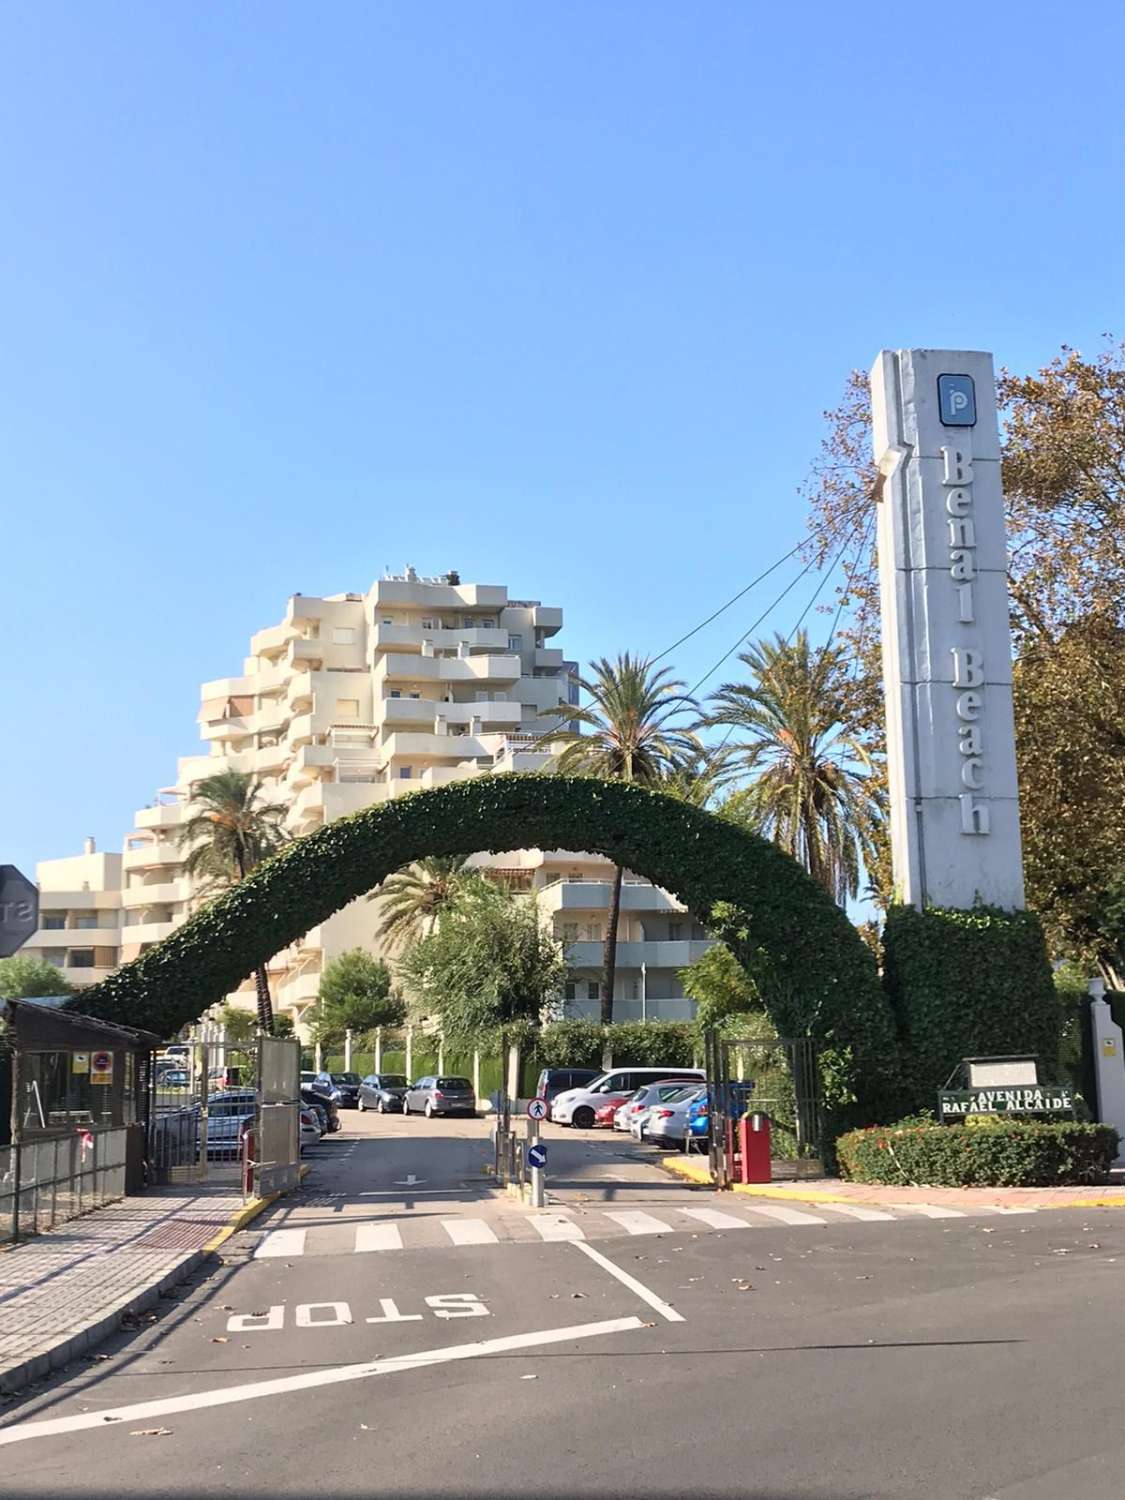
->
[
  {"left": 0, "top": 1164, "right": 311, "bottom": 1398},
  {"left": 658, "top": 1154, "right": 1125, "bottom": 1211}
]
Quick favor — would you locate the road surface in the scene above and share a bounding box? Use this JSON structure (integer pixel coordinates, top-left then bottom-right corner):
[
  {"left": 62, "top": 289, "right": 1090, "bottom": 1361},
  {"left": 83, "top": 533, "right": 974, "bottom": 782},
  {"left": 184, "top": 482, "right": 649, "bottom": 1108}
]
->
[{"left": 3, "top": 1110, "right": 1125, "bottom": 1499}]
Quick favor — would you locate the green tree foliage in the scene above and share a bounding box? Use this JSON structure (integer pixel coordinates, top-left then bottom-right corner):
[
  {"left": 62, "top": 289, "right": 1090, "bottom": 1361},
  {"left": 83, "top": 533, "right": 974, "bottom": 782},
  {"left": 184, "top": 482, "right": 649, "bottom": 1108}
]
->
[
  {"left": 703, "top": 631, "right": 882, "bottom": 904},
  {"left": 372, "top": 856, "right": 479, "bottom": 951},
  {"left": 216, "top": 1003, "right": 256, "bottom": 1042},
  {"left": 397, "top": 882, "right": 566, "bottom": 1048},
  {"left": 272, "top": 1012, "right": 294, "bottom": 1039},
  {"left": 548, "top": 653, "right": 700, "bottom": 1022},
  {"left": 178, "top": 769, "right": 288, "bottom": 1033},
  {"left": 678, "top": 942, "right": 759, "bottom": 1030},
  {"left": 0, "top": 956, "right": 76, "bottom": 999},
  {"left": 311, "top": 949, "right": 403, "bottom": 1044}
]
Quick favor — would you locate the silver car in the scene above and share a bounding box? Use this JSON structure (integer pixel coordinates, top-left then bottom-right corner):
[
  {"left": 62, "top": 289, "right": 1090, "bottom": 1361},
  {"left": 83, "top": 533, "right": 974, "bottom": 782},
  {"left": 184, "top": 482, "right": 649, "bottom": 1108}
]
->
[
  {"left": 642, "top": 1086, "right": 707, "bottom": 1147},
  {"left": 403, "top": 1075, "right": 477, "bottom": 1118},
  {"left": 613, "top": 1082, "right": 701, "bottom": 1135}
]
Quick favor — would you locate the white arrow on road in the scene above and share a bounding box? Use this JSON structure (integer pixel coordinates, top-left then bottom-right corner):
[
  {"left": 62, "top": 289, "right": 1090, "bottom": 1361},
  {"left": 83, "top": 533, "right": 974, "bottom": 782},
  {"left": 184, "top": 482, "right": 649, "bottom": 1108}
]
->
[{"left": 393, "top": 1174, "right": 427, "bottom": 1186}]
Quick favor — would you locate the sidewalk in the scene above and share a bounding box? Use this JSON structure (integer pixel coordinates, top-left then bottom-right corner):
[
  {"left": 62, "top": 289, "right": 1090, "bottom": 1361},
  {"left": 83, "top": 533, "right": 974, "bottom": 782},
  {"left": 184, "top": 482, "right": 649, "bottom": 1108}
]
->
[
  {"left": 0, "top": 1183, "right": 267, "bottom": 1395},
  {"left": 661, "top": 1153, "right": 1125, "bottom": 1210}
]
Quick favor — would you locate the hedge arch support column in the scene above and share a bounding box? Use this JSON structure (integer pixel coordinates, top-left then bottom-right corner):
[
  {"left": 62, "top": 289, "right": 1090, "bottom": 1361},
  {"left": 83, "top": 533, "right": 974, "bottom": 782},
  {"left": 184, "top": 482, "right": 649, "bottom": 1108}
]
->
[{"left": 71, "top": 777, "right": 902, "bottom": 1118}]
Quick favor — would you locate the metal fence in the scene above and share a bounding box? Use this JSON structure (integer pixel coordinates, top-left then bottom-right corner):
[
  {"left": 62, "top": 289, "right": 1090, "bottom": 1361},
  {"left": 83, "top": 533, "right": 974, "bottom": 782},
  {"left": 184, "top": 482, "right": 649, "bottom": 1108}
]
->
[
  {"left": 2, "top": 1126, "right": 130, "bottom": 1241},
  {"left": 702, "top": 1029, "right": 822, "bottom": 1188}
]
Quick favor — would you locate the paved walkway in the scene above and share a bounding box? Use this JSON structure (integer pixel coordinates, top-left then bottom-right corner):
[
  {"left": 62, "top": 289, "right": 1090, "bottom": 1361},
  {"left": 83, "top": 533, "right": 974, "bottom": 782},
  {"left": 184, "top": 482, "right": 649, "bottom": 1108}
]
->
[
  {"left": 0, "top": 1184, "right": 248, "bottom": 1395},
  {"left": 662, "top": 1154, "right": 1125, "bottom": 1209}
]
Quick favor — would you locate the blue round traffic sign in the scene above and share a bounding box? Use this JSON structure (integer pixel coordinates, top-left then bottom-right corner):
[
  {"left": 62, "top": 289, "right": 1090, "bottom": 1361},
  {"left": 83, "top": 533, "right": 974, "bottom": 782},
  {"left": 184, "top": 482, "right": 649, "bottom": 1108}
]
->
[{"left": 527, "top": 1143, "right": 548, "bottom": 1170}]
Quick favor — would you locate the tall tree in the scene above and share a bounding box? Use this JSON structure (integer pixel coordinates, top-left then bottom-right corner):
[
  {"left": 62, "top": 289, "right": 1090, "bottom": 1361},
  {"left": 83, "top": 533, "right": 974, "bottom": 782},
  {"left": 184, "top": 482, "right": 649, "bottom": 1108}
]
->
[
  {"left": 546, "top": 653, "right": 699, "bottom": 1023},
  {"left": 311, "top": 948, "right": 404, "bottom": 1045},
  {"left": 178, "top": 769, "right": 288, "bottom": 1033},
  {"left": 396, "top": 882, "right": 566, "bottom": 1047},
  {"left": 0, "top": 956, "right": 76, "bottom": 999},
  {"left": 372, "top": 856, "right": 479, "bottom": 951},
  {"left": 701, "top": 631, "right": 881, "bottom": 904}
]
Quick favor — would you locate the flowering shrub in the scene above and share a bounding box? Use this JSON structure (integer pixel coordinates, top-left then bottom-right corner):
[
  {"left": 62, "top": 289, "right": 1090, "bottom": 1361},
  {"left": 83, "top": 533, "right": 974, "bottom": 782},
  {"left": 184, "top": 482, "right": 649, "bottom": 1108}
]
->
[{"left": 836, "top": 1118, "right": 1118, "bottom": 1187}]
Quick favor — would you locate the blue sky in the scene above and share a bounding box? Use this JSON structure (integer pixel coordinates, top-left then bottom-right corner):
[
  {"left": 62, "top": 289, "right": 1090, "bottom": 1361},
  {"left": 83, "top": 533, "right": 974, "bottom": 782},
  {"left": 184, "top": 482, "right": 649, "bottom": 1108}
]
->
[{"left": 3, "top": 3, "right": 1123, "bottom": 875}]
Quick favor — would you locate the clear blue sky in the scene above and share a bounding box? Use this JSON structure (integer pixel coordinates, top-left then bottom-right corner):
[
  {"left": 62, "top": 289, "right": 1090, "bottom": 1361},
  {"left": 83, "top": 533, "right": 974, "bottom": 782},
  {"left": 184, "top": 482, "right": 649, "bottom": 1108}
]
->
[{"left": 3, "top": 3, "right": 1122, "bottom": 875}]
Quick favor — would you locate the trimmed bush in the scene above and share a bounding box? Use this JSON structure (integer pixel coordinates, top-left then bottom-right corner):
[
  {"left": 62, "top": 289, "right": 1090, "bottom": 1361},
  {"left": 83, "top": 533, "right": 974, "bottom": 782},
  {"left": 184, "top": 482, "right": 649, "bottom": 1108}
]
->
[
  {"left": 837, "top": 1118, "right": 1119, "bottom": 1188},
  {"left": 882, "top": 904, "right": 1059, "bottom": 1110}
]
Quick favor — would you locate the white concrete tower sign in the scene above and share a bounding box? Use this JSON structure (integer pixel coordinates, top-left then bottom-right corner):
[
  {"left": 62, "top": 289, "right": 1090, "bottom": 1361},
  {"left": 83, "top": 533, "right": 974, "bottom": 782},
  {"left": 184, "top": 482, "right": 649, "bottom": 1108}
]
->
[{"left": 870, "top": 348, "right": 1024, "bottom": 910}]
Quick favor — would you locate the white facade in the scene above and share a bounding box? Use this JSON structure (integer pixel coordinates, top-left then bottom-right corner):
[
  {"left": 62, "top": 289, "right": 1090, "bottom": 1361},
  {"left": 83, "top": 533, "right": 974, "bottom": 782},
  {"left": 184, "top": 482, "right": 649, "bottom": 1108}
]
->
[
  {"left": 22, "top": 839, "right": 123, "bottom": 989},
  {"left": 64, "top": 568, "right": 708, "bottom": 1035},
  {"left": 871, "top": 349, "right": 1025, "bottom": 910}
]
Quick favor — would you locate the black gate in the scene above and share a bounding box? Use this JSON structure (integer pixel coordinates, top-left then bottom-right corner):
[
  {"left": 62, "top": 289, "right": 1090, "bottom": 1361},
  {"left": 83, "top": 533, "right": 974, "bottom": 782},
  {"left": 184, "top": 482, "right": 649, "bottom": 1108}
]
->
[{"left": 702, "top": 1029, "right": 822, "bottom": 1188}]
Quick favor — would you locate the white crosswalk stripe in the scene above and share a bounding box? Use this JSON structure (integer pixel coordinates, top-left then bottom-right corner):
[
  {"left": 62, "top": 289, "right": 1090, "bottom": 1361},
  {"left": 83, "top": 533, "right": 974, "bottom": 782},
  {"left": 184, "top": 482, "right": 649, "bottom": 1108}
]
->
[
  {"left": 679, "top": 1207, "right": 752, "bottom": 1230},
  {"left": 255, "top": 1228, "right": 307, "bottom": 1259},
  {"left": 354, "top": 1222, "right": 403, "bottom": 1252},
  {"left": 822, "top": 1204, "right": 898, "bottom": 1223},
  {"left": 981, "top": 1206, "right": 1037, "bottom": 1216},
  {"left": 890, "top": 1204, "right": 966, "bottom": 1219},
  {"left": 604, "top": 1210, "right": 675, "bottom": 1236},
  {"left": 529, "top": 1214, "right": 586, "bottom": 1242},
  {"left": 749, "top": 1205, "right": 828, "bottom": 1226},
  {"left": 441, "top": 1218, "right": 499, "bottom": 1246}
]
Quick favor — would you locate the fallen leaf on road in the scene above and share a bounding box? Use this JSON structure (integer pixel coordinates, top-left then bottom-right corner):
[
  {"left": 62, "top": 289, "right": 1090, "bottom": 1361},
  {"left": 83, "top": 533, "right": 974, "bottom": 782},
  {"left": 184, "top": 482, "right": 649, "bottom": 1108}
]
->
[
  {"left": 520, "top": 1374, "right": 538, "bottom": 1380},
  {"left": 210, "top": 1337, "right": 229, "bottom": 1344},
  {"left": 130, "top": 1428, "right": 172, "bottom": 1438},
  {"left": 640, "top": 1321, "right": 656, "bottom": 1328},
  {"left": 570, "top": 1292, "right": 587, "bottom": 1299},
  {"left": 220, "top": 1305, "right": 233, "bottom": 1311}
]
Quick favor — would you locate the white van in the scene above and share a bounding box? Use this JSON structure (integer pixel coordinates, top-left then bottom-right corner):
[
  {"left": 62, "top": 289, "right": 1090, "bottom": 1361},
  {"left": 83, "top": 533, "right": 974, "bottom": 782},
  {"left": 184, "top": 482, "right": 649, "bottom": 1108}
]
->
[{"left": 551, "top": 1066, "right": 706, "bottom": 1128}]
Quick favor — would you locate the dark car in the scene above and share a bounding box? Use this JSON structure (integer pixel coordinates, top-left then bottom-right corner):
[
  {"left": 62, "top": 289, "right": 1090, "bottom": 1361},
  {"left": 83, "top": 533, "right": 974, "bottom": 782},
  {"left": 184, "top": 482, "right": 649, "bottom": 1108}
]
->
[
  {"left": 535, "top": 1067, "right": 602, "bottom": 1106},
  {"left": 357, "top": 1073, "right": 409, "bottom": 1113},
  {"left": 404, "top": 1076, "right": 476, "bottom": 1118},
  {"left": 300, "top": 1086, "right": 340, "bottom": 1133},
  {"left": 324, "top": 1071, "right": 362, "bottom": 1108}
]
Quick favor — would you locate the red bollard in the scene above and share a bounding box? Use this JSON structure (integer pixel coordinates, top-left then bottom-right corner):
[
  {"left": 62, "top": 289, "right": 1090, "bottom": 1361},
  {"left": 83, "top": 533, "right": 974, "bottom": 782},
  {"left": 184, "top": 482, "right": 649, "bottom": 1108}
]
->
[{"left": 738, "top": 1112, "right": 771, "bottom": 1184}]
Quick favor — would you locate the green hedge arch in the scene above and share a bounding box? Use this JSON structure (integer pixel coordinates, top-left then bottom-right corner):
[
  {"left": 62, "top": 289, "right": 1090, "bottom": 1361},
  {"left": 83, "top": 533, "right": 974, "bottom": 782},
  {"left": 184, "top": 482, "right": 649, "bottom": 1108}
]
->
[{"left": 76, "top": 775, "right": 901, "bottom": 1114}]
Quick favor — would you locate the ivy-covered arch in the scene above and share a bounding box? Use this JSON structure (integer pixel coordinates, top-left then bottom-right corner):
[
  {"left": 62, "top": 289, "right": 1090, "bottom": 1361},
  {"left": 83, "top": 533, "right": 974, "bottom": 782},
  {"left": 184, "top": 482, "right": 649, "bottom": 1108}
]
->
[{"left": 77, "top": 776, "right": 900, "bottom": 1113}]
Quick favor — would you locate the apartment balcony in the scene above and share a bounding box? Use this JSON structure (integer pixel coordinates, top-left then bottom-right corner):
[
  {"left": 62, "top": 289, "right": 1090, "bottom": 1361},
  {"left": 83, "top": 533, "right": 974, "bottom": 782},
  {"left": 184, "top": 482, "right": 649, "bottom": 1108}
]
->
[
  {"left": 385, "top": 762, "right": 484, "bottom": 798},
  {"left": 380, "top": 695, "right": 442, "bottom": 727},
  {"left": 276, "top": 969, "right": 322, "bottom": 1008},
  {"left": 286, "top": 671, "right": 315, "bottom": 712},
  {"left": 287, "top": 639, "right": 324, "bottom": 670},
  {"left": 564, "top": 939, "right": 713, "bottom": 969},
  {"left": 122, "top": 880, "right": 184, "bottom": 909},
  {"left": 534, "top": 647, "right": 564, "bottom": 671},
  {"left": 538, "top": 881, "right": 684, "bottom": 915},
  {"left": 121, "top": 919, "right": 179, "bottom": 946},
  {"left": 375, "top": 652, "right": 520, "bottom": 685},
  {"left": 287, "top": 711, "right": 315, "bottom": 747},
  {"left": 531, "top": 605, "right": 563, "bottom": 636},
  {"left": 199, "top": 714, "right": 256, "bottom": 743},
  {"left": 287, "top": 595, "right": 329, "bottom": 624},
  {"left": 287, "top": 744, "right": 337, "bottom": 787},
  {"left": 123, "top": 842, "right": 184, "bottom": 872},
  {"left": 372, "top": 579, "right": 508, "bottom": 611},
  {"left": 250, "top": 621, "right": 294, "bottom": 656},
  {"left": 29, "top": 927, "right": 122, "bottom": 950},
  {"left": 291, "top": 778, "right": 387, "bottom": 830},
  {"left": 442, "top": 700, "right": 524, "bottom": 731},
  {"left": 381, "top": 731, "right": 490, "bottom": 762},
  {"left": 134, "top": 802, "right": 186, "bottom": 830},
  {"left": 58, "top": 965, "right": 118, "bottom": 988},
  {"left": 372, "top": 623, "right": 509, "bottom": 654}
]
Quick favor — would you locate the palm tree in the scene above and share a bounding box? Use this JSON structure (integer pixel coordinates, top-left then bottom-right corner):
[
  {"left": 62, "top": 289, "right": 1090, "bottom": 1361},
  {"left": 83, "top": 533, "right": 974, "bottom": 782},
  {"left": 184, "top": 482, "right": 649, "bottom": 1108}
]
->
[
  {"left": 545, "top": 653, "right": 699, "bottom": 1023},
  {"left": 178, "top": 770, "right": 289, "bottom": 1032},
  {"left": 659, "top": 748, "right": 734, "bottom": 809},
  {"left": 699, "top": 631, "right": 880, "bottom": 904},
  {"left": 372, "top": 855, "right": 478, "bottom": 952}
]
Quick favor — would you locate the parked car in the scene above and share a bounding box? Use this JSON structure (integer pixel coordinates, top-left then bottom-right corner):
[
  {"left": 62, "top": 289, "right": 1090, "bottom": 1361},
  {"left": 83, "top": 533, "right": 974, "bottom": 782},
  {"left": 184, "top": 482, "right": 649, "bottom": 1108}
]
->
[
  {"left": 300, "top": 1086, "right": 341, "bottom": 1133},
  {"left": 613, "top": 1081, "right": 700, "bottom": 1134},
  {"left": 197, "top": 1090, "right": 256, "bottom": 1158},
  {"left": 161, "top": 1043, "right": 190, "bottom": 1062},
  {"left": 593, "top": 1094, "right": 631, "bottom": 1127},
  {"left": 551, "top": 1068, "right": 706, "bottom": 1129},
  {"left": 208, "top": 1065, "right": 246, "bottom": 1091},
  {"left": 322, "top": 1071, "right": 361, "bottom": 1108},
  {"left": 357, "top": 1073, "right": 409, "bottom": 1113},
  {"left": 157, "top": 1068, "right": 191, "bottom": 1091},
  {"left": 628, "top": 1083, "right": 703, "bottom": 1142},
  {"left": 643, "top": 1086, "right": 708, "bottom": 1149},
  {"left": 301, "top": 1071, "right": 341, "bottom": 1103},
  {"left": 299, "top": 1106, "right": 323, "bottom": 1150},
  {"left": 403, "top": 1076, "right": 476, "bottom": 1118},
  {"left": 535, "top": 1067, "right": 602, "bottom": 1108}
]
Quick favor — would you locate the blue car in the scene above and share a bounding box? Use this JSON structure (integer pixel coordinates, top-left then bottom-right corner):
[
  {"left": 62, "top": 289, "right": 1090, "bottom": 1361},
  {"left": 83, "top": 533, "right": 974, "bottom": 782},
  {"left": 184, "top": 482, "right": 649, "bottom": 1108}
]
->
[{"left": 687, "top": 1082, "right": 757, "bottom": 1138}]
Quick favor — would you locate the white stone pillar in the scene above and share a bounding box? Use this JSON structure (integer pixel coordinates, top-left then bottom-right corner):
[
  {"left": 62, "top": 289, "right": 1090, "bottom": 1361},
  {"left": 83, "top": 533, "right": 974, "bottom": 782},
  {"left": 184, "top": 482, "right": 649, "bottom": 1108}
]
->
[
  {"left": 314, "top": 1040, "right": 323, "bottom": 1072},
  {"left": 374, "top": 1027, "right": 384, "bottom": 1072},
  {"left": 870, "top": 349, "right": 1024, "bottom": 909},
  {"left": 437, "top": 1036, "right": 445, "bottom": 1075},
  {"left": 344, "top": 1029, "right": 352, "bottom": 1072},
  {"left": 472, "top": 1048, "right": 481, "bottom": 1101},
  {"left": 405, "top": 1025, "right": 413, "bottom": 1082}
]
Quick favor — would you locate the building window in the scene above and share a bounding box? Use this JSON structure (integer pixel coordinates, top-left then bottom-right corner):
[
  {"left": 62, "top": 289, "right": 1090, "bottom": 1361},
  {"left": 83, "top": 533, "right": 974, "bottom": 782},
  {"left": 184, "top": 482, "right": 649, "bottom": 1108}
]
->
[
  {"left": 382, "top": 616, "right": 394, "bottom": 626},
  {"left": 44, "top": 953, "right": 65, "bottom": 968},
  {"left": 74, "top": 916, "right": 100, "bottom": 930},
  {"left": 399, "top": 766, "right": 413, "bottom": 779},
  {"left": 564, "top": 981, "right": 577, "bottom": 1002},
  {"left": 389, "top": 689, "right": 402, "bottom": 699},
  {"left": 507, "top": 634, "right": 522, "bottom": 653},
  {"left": 421, "top": 617, "right": 434, "bottom": 630},
  {"left": 42, "top": 915, "right": 66, "bottom": 930},
  {"left": 668, "top": 921, "right": 683, "bottom": 941},
  {"left": 562, "top": 923, "right": 579, "bottom": 942},
  {"left": 586, "top": 981, "right": 600, "bottom": 1001},
  {"left": 408, "top": 691, "right": 421, "bottom": 700},
  {"left": 335, "top": 698, "right": 360, "bottom": 720},
  {"left": 584, "top": 923, "right": 601, "bottom": 941},
  {"left": 331, "top": 626, "right": 357, "bottom": 645},
  {"left": 68, "top": 949, "right": 95, "bottom": 968},
  {"left": 627, "top": 979, "right": 639, "bottom": 1000}
]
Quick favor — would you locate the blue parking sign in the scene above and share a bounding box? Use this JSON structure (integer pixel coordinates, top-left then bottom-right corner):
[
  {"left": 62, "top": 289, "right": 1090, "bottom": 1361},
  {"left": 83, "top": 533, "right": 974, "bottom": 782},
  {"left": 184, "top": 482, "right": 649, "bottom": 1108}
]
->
[{"left": 527, "top": 1143, "right": 548, "bottom": 1170}]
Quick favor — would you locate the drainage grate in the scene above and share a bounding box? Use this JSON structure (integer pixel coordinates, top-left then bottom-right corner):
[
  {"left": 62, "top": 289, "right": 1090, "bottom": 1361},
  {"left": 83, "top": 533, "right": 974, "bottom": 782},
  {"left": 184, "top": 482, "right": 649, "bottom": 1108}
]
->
[{"left": 133, "top": 1218, "right": 229, "bottom": 1251}]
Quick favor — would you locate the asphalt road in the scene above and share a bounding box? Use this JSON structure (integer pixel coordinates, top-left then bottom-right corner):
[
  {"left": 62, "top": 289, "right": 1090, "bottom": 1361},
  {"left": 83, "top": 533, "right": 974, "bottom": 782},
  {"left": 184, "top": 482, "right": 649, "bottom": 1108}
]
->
[{"left": 3, "top": 1111, "right": 1125, "bottom": 1500}]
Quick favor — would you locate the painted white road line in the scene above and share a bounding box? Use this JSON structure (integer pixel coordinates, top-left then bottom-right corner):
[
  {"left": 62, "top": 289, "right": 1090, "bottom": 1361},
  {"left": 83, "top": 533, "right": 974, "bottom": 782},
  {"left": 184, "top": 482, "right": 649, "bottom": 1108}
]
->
[
  {"left": 442, "top": 1218, "right": 499, "bottom": 1246},
  {"left": 679, "top": 1207, "right": 751, "bottom": 1230},
  {"left": 254, "top": 1228, "right": 307, "bottom": 1259},
  {"left": 891, "top": 1204, "right": 966, "bottom": 1220},
  {"left": 749, "top": 1205, "right": 827, "bottom": 1226},
  {"left": 354, "top": 1222, "right": 404, "bottom": 1253},
  {"left": 573, "top": 1240, "right": 686, "bottom": 1323},
  {"left": 981, "top": 1206, "right": 1038, "bottom": 1216},
  {"left": 529, "top": 1214, "right": 586, "bottom": 1242},
  {"left": 0, "top": 1317, "right": 647, "bottom": 1448},
  {"left": 821, "top": 1204, "right": 898, "bottom": 1223},
  {"left": 604, "top": 1210, "right": 674, "bottom": 1236}
]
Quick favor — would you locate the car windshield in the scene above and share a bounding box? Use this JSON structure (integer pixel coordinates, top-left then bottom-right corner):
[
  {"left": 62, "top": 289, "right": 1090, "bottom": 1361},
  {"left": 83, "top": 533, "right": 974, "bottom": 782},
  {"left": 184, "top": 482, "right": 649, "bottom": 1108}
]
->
[
  {"left": 437, "top": 1077, "right": 471, "bottom": 1090},
  {"left": 379, "top": 1076, "right": 407, "bottom": 1088},
  {"left": 331, "top": 1073, "right": 360, "bottom": 1084}
]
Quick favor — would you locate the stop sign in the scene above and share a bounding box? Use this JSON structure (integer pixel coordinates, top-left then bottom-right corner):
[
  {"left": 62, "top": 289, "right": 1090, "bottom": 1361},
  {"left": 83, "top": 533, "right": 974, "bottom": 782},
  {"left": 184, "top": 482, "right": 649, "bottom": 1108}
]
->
[{"left": 0, "top": 865, "right": 39, "bottom": 958}]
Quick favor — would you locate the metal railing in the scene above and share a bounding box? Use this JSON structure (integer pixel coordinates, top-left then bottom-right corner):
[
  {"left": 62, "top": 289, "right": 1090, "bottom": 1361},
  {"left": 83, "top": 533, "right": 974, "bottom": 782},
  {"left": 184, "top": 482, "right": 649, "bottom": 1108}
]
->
[{"left": 2, "top": 1126, "right": 129, "bottom": 1243}]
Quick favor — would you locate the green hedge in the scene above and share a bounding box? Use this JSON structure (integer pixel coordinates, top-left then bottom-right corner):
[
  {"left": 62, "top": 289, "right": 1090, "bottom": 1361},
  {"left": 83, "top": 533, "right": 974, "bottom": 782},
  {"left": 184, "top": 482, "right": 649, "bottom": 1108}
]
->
[
  {"left": 73, "top": 775, "right": 898, "bottom": 1116},
  {"left": 882, "top": 904, "right": 1059, "bottom": 1110},
  {"left": 837, "top": 1119, "right": 1118, "bottom": 1188},
  {"left": 531, "top": 1019, "right": 697, "bottom": 1070}
]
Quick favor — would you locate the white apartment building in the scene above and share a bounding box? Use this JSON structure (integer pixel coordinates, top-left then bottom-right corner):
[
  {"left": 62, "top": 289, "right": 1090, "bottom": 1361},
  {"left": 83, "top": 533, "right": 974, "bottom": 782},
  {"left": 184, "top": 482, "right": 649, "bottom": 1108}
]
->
[
  {"left": 20, "top": 840, "right": 123, "bottom": 988},
  {"left": 25, "top": 569, "right": 711, "bottom": 1030}
]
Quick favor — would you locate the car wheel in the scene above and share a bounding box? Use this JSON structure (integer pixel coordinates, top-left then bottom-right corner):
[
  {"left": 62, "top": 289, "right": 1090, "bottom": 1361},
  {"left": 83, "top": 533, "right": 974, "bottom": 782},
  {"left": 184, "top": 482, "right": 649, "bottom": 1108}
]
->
[
  {"left": 376, "top": 1097, "right": 385, "bottom": 1114},
  {"left": 572, "top": 1106, "right": 596, "bottom": 1130},
  {"left": 357, "top": 1096, "right": 366, "bottom": 1113},
  {"left": 424, "top": 1101, "right": 434, "bottom": 1119}
]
